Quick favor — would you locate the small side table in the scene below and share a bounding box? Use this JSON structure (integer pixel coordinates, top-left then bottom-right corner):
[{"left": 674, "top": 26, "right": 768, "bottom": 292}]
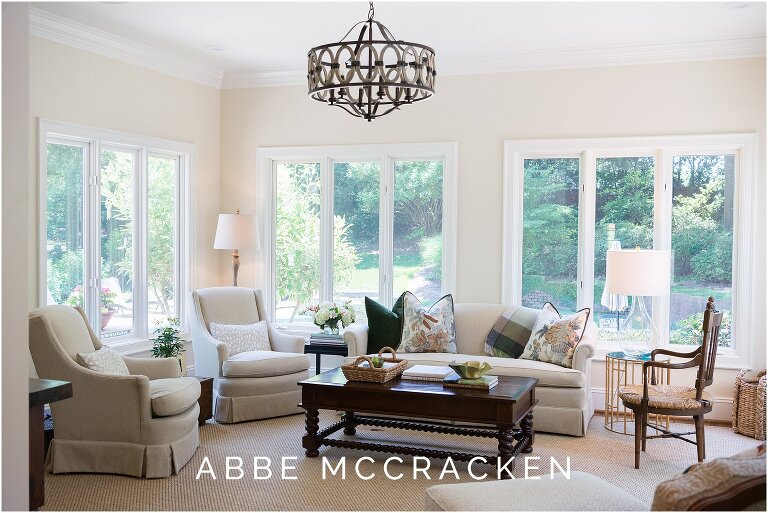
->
[
  {"left": 192, "top": 376, "right": 214, "bottom": 425},
  {"left": 304, "top": 342, "right": 348, "bottom": 375},
  {"left": 604, "top": 351, "right": 671, "bottom": 435}
]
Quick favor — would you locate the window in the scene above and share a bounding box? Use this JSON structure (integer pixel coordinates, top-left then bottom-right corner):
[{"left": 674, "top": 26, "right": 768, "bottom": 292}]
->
[
  {"left": 504, "top": 135, "right": 757, "bottom": 368},
  {"left": 258, "top": 143, "right": 457, "bottom": 329},
  {"left": 41, "top": 121, "right": 192, "bottom": 350}
]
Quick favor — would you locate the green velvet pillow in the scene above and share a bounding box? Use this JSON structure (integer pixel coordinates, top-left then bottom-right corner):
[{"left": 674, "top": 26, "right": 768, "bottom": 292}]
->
[{"left": 364, "top": 293, "right": 405, "bottom": 355}]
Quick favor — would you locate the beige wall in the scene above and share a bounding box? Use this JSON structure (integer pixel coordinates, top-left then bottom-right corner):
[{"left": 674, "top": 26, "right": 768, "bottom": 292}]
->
[
  {"left": 28, "top": 37, "right": 222, "bottom": 312},
  {"left": 221, "top": 57, "right": 766, "bottom": 419}
]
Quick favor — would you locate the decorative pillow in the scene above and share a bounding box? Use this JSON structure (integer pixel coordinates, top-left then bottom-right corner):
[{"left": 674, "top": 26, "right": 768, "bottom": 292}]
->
[
  {"left": 520, "top": 303, "right": 591, "bottom": 368},
  {"left": 485, "top": 306, "right": 540, "bottom": 359},
  {"left": 210, "top": 320, "right": 271, "bottom": 356},
  {"left": 364, "top": 293, "right": 405, "bottom": 355},
  {"left": 76, "top": 347, "right": 130, "bottom": 375},
  {"left": 397, "top": 292, "right": 457, "bottom": 354}
]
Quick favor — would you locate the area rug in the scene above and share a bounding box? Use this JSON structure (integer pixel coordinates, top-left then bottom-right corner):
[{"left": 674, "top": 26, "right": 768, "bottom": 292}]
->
[{"left": 42, "top": 413, "right": 762, "bottom": 511}]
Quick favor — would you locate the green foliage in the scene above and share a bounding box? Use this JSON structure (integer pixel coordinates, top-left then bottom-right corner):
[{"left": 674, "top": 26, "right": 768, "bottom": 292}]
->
[
  {"left": 670, "top": 310, "right": 731, "bottom": 347},
  {"left": 150, "top": 317, "right": 185, "bottom": 359},
  {"left": 522, "top": 275, "right": 577, "bottom": 311},
  {"left": 48, "top": 248, "right": 84, "bottom": 304},
  {"left": 393, "top": 161, "right": 443, "bottom": 239},
  {"left": 419, "top": 235, "right": 442, "bottom": 282}
]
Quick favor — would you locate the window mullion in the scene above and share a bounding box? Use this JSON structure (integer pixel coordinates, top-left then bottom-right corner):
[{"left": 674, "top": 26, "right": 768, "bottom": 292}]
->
[
  {"left": 87, "top": 140, "right": 101, "bottom": 332},
  {"left": 655, "top": 149, "right": 672, "bottom": 346},
  {"left": 380, "top": 156, "right": 394, "bottom": 308},
  {"left": 578, "top": 151, "right": 596, "bottom": 311},
  {"left": 135, "top": 148, "right": 148, "bottom": 338},
  {"left": 320, "top": 157, "right": 334, "bottom": 303}
]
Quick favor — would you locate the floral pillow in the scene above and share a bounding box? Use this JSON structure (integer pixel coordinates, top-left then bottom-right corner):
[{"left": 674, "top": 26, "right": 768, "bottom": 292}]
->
[
  {"left": 210, "top": 320, "right": 271, "bottom": 356},
  {"left": 520, "top": 303, "right": 591, "bottom": 368},
  {"left": 397, "top": 292, "right": 457, "bottom": 354}
]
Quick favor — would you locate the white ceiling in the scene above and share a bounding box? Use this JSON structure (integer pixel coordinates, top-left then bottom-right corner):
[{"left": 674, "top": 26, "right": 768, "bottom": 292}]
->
[{"left": 31, "top": 1, "right": 766, "bottom": 88}]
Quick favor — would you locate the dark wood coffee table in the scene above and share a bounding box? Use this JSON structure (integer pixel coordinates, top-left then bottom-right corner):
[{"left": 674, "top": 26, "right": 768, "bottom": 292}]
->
[{"left": 298, "top": 368, "right": 537, "bottom": 477}]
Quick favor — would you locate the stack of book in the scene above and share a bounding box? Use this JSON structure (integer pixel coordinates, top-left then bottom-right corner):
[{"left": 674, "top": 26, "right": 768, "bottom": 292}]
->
[
  {"left": 401, "top": 365, "right": 454, "bottom": 382},
  {"left": 443, "top": 372, "right": 499, "bottom": 390},
  {"left": 308, "top": 332, "right": 344, "bottom": 346}
]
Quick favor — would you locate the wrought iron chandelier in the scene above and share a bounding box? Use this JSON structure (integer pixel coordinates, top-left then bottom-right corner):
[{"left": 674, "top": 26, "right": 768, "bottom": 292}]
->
[{"left": 307, "top": 2, "right": 436, "bottom": 122}]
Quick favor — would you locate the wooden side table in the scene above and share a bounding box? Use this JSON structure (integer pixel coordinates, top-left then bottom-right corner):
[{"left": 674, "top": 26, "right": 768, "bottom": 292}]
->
[
  {"left": 29, "top": 378, "right": 72, "bottom": 511},
  {"left": 193, "top": 376, "right": 214, "bottom": 425},
  {"left": 604, "top": 351, "right": 670, "bottom": 434},
  {"left": 304, "top": 342, "right": 348, "bottom": 375}
]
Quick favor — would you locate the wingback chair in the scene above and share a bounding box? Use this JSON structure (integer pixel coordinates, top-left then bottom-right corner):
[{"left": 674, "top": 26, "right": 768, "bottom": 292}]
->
[
  {"left": 619, "top": 297, "right": 724, "bottom": 469},
  {"left": 189, "top": 287, "right": 310, "bottom": 423},
  {"left": 28, "top": 305, "right": 201, "bottom": 478}
]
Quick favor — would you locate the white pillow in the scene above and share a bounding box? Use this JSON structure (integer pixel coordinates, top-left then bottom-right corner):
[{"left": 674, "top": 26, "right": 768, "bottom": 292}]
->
[
  {"left": 210, "top": 320, "right": 271, "bottom": 356},
  {"left": 77, "top": 347, "right": 130, "bottom": 375}
]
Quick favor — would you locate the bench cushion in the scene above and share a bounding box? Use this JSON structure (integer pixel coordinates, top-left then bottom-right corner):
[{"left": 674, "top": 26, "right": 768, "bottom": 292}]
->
[
  {"left": 222, "top": 351, "right": 310, "bottom": 378},
  {"left": 149, "top": 377, "right": 201, "bottom": 417}
]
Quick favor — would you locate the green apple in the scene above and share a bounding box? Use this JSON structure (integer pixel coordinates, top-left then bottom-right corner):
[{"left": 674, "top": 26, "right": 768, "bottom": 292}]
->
[{"left": 371, "top": 356, "right": 383, "bottom": 368}]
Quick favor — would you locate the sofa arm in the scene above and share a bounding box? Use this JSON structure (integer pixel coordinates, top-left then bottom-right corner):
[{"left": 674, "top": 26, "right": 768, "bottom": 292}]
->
[
  {"left": 572, "top": 321, "right": 597, "bottom": 373},
  {"left": 343, "top": 324, "right": 369, "bottom": 356},
  {"left": 123, "top": 355, "right": 180, "bottom": 379},
  {"left": 268, "top": 325, "right": 305, "bottom": 354}
]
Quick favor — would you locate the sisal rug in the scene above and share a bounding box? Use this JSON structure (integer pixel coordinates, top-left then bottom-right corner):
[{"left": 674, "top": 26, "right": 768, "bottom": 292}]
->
[{"left": 43, "top": 413, "right": 762, "bottom": 511}]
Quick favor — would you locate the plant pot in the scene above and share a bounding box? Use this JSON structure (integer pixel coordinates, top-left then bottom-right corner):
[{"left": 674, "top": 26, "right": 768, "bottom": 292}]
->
[{"left": 100, "top": 309, "right": 116, "bottom": 329}]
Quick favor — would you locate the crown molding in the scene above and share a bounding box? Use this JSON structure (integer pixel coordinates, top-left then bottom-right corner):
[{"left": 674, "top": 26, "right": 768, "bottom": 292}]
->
[
  {"left": 29, "top": 7, "right": 764, "bottom": 91},
  {"left": 222, "top": 34, "right": 765, "bottom": 89},
  {"left": 29, "top": 7, "right": 224, "bottom": 89}
]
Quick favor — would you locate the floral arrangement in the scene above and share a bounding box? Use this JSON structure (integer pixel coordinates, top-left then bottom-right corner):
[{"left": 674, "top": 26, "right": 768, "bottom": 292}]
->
[
  {"left": 65, "top": 285, "right": 117, "bottom": 312},
  {"left": 301, "top": 301, "right": 356, "bottom": 333}
]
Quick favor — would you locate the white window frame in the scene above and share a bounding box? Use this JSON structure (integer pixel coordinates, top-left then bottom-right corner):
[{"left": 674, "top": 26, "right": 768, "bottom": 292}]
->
[
  {"left": 256, "top": 142, "right": 458, "bottom": 332},
  {"left": 39, "top": 119, "right": 194, "bottom": 355},
  {"left": 503, "top": 134, "right": 758, "bottom": 369}
]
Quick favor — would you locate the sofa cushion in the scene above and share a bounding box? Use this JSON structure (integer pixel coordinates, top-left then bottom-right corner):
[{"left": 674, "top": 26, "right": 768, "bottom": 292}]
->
[
  {"left": 378, "top": 352, "right": 585, "bottom": 388},
  {"left": 365, "top": 293, "right": 405, "bottom": 355},
  {"left": 76, "top": 347, "right": 130, "bottom": 375},
  {"left": 485, "top": 306, "right": 540, "bottom": 359},
  {"left": 210, "top": 320, "right": 270, "bottom": 356},
  {"left": 521, "top": 303, "right": 591, "bottom": 368},
  {"left": 149, "top": 377, "right": 201, "bottom": 417},
  {"left": 222, "top": 351, "right": 310, "bottom": 378},
  {"left": 398, "top": 292, "right": 457, "bottom": 354}
]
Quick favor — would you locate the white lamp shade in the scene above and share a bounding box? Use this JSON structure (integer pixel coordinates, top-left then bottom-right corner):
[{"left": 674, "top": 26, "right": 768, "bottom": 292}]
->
[
  {"left": 213, "top": 213, "right": 260, "bottom": 250},
  {"left": 605, "top": 249, "right": 670, "bottom": 296}
]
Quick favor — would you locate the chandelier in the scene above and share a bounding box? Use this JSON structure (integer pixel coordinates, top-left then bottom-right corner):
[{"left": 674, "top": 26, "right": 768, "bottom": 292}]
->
[{"left": 307, "top": 2, "right": 436, "bottom": 122}]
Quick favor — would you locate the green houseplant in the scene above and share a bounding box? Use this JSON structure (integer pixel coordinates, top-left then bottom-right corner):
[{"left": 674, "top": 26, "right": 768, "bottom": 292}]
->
[{"left": 150, "top": 317, "right": 186, "bottom": 375}]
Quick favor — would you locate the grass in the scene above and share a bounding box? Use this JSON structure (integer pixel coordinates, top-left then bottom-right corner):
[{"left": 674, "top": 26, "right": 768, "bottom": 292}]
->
[{"left": 348, "top": 252, "right": 425, "bottom": 293}]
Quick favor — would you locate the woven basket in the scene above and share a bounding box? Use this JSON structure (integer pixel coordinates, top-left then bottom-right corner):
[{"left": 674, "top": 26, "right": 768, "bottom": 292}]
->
[
  {"left": 732, "top": 369, "right": 766, "bottom": 440},
  {"left": 341, "top": 346, "right": 407, "bottom": 383}
]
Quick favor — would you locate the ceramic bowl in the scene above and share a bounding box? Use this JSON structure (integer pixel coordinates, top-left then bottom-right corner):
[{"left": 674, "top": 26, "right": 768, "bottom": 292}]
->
[{"left": 449, "top": 360, "right": 492, "bottom": 379}]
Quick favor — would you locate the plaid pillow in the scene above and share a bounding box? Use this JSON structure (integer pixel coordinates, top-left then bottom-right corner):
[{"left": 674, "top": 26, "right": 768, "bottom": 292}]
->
[{"left": 484, "top": 306, "right": 540, "bottom": 358}]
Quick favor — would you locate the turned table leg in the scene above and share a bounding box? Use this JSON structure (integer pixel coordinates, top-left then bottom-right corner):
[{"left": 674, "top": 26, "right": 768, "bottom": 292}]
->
[
  {"left": 497, "top": 427, "right": 516, "bottom": 479},
  {"left": 521, "top": 410, "right": 534, "bottom": 454},
  {"left": 303, "top": 409, "right": 320, "bottom": 457},
  {"left": 343, "top": 411, "right": 357, "bottom": 436}
]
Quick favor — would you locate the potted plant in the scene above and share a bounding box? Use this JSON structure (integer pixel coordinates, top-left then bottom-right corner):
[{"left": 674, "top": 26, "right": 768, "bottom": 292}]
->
[
  {"left": 300, "top": 301, "right": 356, "bottom": 334},
  {"left": 150, "top": 317, "right": 186, "bottom": 375},
  {"left": 65, "top": 285, "right": 119, "bottom": 329}
]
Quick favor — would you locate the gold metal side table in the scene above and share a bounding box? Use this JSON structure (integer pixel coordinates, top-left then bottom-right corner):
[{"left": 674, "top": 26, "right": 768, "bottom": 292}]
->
[{"left": 604, "top": 351, "right": 671, "bottom": 434}]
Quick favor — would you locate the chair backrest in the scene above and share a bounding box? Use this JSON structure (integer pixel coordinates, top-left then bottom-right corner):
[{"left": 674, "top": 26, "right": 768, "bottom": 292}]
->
[
  {"left": 192, "top": 287, "right": 268, "bottom": 332},
  {"left": 695, "top": 297, "right": 723, "bottom": 400},
  {"left": 28, "top": 306, "right": 102, "bottom": 378}
]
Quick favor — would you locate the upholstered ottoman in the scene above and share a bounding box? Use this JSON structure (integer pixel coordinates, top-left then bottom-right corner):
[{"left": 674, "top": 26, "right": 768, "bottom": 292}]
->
[{"left": 424, "top": 472, "right": 648, "bottom": 511}]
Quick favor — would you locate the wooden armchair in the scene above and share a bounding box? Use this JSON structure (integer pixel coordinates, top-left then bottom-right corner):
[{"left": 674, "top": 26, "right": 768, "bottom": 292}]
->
[{"left": 618, "top": 297, "right": 723, "bottom": 469}]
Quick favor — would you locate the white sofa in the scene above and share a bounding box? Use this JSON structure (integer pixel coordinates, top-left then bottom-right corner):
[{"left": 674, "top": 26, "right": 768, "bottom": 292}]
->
[{"left": 343, "top": 303, "right": 596, "bottom": 436}]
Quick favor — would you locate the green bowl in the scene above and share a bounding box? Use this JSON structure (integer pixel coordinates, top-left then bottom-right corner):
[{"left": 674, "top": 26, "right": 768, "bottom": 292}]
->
[{"left": 449, "top": 360, "right": 492, "bottom": 379}]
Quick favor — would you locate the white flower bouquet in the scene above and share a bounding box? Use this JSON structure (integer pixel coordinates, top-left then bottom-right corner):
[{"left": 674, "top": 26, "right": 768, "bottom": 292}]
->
[{"left": 301, "top": 301, "right": 356, "bottom": 333}]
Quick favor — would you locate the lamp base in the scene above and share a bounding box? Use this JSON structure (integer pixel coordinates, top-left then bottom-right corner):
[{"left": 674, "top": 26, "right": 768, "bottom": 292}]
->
[
  {"left": 232, "top": 250, "right": 240, "bottom": 287},
  {"left": 617, "top": 295, "right": 658, "bottom": 357}
]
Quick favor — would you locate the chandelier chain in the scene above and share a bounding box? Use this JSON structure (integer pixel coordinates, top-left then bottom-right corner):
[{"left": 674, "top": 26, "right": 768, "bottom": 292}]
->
[{"left": 368, "top": 1, "right": 374, "bottom": 21}]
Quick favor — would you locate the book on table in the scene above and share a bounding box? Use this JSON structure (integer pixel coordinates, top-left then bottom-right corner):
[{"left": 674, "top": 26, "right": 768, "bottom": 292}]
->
[
  {"left": 401, "top": 365, "right": 454, "bottom": 381},
  {"left": 442, "top": 372, "right": 499, "bottom": 390},
  {"left": 309, "top": 332, "right": 344, "bottom": 345}
]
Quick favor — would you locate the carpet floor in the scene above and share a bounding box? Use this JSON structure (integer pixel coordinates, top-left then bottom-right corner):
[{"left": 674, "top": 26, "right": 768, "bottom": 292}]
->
[{"left": 42, "top": 413, "right": 762, "bottom": 511}]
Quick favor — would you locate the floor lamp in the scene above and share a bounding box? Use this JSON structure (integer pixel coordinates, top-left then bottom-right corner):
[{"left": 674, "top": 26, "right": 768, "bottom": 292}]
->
[{"left": 214, "top": 209, "right": 259, "bottom": 287}]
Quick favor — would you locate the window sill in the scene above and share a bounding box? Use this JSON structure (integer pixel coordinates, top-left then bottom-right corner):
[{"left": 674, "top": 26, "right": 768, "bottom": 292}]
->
[{"left": 104, "top": 337, "right": 192, "bottom": 356}]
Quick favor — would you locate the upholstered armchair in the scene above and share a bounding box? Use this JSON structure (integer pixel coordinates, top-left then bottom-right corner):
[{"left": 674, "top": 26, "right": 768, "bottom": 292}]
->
[
  {"left": 28, "top": 305, "right": 201, "bottom": 478},
  {"left": 189, "top": 287, "right": 310, "bottom": 423}
]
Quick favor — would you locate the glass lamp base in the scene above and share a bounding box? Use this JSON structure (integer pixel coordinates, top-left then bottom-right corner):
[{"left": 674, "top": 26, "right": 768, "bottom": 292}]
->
[{"left": 616, "top": 295, "right": 658, "bottom": 357}]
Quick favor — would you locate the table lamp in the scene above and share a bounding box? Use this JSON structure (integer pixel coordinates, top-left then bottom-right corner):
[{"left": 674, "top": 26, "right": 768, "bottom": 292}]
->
[
  {"left": 214, "top": 209, "right": 259, "bottom": 286},
  {"left": 605, "top": 248, "right": 671, "bottom": 356}
]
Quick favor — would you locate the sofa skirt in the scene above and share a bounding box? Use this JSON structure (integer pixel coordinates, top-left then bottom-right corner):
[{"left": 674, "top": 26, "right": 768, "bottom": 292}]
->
[{"left": 45, "top": 413, "right": 200, "bottom": 478}]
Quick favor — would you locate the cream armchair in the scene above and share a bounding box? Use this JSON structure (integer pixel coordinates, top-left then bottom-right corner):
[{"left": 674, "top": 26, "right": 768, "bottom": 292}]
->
[
  {"left": 189, "top": 287, "right": 310, "bottom": 423},
  {"left": 28, "top": 305, "right": 200, "bottom": 478}
]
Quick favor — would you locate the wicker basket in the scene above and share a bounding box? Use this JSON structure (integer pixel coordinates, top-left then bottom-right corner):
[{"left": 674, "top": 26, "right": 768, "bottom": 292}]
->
[
  {"left": 732, "top": 369, "right": 766, "bottom": 440},
  {"left": 341, "top": 347, "right": 407, "bottom": 383}
]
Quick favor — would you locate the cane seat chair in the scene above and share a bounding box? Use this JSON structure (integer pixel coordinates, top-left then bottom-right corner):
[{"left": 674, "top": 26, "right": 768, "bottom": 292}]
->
[{"left": 618, "top": 297, "right": 723, "bottom": 469}]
